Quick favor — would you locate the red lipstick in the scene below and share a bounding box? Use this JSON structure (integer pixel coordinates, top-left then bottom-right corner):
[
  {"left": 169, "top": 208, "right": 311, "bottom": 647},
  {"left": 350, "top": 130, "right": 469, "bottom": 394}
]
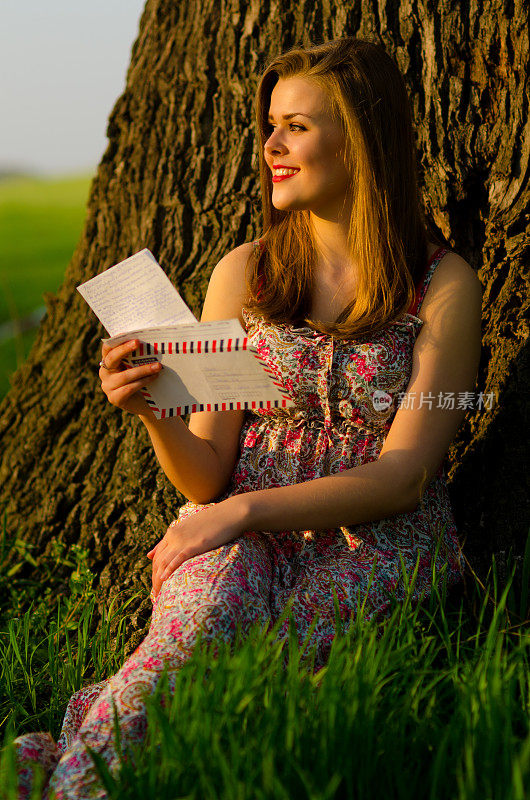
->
[{"left": 272, "top": 165, "right": 300, "bottom": 183}]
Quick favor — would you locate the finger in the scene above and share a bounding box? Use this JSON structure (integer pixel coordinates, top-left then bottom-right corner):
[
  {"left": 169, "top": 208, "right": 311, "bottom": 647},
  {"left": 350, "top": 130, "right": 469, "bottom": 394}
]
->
[
  {"left": 152, "top": 558, "right": 174, "bottom": 593},
  {"left": 102, "top": 361, "right": 162, "bottom": 386},
  {"left": 101, "top": 340, "right": 140, "bottom": 371},
  {"left": 151, "top": 561, "right": 161, "bottom": 593},
  {"left": 104, "top": 376, "right": 160, "bottom": 404},
  {"left": 101, "top": 339, "right": 138, "bottom": 360},
  {"left": 155, "top": 553, "right": 172, "bottom": 573},
  {"left": 151, "top": 544, "right": 169, "bottom": 592},
  {"left": 147, "top": 540, "right": 161, "bottom": 556},
  {"left": 153, "top": 560, "right": 168, "bottom": 595},
  {"left": 147, "top": 542, "right": 160, "bottom": 558},
  {"left": 152, "top": 540, "right": 169, "bottom": 560},
  {"left": 160, "top": 551, "right": 190, "bottom": 581},
  {"left": 149, "top": 530, "right": 175, "bottom": 561}
]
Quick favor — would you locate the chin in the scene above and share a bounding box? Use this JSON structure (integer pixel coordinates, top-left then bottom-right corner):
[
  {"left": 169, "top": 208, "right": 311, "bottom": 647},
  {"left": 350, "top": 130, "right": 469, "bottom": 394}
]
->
[{"left": 271, "top": 197, "right": 309, "bottom": 212}]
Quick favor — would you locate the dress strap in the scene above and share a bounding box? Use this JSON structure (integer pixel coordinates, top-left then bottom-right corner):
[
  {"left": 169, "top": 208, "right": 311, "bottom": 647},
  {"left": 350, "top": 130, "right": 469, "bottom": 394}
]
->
[{"left": 407, "top": 246, "right": 449, "bottom": 317}]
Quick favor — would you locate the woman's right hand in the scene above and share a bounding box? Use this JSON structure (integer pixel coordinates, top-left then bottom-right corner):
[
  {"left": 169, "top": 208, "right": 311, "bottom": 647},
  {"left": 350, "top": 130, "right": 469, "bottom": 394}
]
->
[{"left": 99, "top": 339, "right": 163, "bottom": 416}]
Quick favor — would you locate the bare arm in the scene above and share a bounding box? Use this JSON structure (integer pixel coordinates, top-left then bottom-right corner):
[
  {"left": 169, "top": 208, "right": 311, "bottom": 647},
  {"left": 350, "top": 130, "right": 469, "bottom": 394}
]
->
[{"left": 100, "top": 242, "right": 255, "bottom": 503}]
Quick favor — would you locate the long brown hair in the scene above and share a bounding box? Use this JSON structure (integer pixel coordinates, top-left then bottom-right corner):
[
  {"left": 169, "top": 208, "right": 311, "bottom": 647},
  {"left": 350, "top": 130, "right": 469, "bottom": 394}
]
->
[{"left": 245, "top": 36, "right": 447, "bottom": 338}]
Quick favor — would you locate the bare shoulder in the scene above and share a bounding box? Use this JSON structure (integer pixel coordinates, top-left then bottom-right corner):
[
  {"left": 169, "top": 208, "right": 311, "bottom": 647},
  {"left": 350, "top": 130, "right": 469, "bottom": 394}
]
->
[
  {"left": 210, "top": 241, "right": 256, "bottom": 282},
  {"left": 200, "top": 241, "right": 257, "bottom": 325},
  {"left": 433, "top": 249, "right": 482, "bottom": 289},
  {"left": 418, "top": 249, "right": 483, "bottom": 326}
]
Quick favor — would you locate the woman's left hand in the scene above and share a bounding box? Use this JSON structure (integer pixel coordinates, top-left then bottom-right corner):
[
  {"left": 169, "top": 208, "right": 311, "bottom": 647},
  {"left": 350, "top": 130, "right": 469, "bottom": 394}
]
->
[{"left": 147, "top": 498, "right": 248, "bottom": 599}]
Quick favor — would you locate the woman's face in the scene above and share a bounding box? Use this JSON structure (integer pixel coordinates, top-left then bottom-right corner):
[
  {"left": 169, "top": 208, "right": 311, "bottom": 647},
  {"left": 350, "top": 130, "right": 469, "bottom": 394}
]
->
[{"left": 263, "top": 77, "right": 351, "bottom": 219}]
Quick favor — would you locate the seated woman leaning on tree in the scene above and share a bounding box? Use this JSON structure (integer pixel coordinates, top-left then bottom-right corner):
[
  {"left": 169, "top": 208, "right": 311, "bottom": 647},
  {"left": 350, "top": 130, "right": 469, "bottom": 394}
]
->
[{"left": 13, "top": 35, "right": 482, "bottom": 800}]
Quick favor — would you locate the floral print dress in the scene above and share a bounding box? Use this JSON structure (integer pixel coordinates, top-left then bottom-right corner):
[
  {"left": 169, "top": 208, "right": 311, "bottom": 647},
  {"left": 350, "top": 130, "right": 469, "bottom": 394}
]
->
[{"left": 11, "top": 244, "right": 464, "bottom": 799}]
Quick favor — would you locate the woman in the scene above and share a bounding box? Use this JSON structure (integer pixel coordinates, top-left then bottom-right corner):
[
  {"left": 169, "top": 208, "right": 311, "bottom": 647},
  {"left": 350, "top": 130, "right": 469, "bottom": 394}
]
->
[{"left": 12, "top": 36, "right": 482, "bottom": 799}]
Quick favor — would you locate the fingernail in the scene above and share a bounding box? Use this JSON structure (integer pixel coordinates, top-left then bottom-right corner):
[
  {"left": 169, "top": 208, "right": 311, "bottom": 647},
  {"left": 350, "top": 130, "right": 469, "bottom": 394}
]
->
[{"left": 150, "top": 363, "right": 161, "bottom": 371}]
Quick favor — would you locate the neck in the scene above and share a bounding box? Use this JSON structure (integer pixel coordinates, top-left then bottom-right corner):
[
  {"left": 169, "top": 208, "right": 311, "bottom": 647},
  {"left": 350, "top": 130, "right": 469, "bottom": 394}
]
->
[{"left": 309, "top": 211, "right": 357, "bottom": 279}]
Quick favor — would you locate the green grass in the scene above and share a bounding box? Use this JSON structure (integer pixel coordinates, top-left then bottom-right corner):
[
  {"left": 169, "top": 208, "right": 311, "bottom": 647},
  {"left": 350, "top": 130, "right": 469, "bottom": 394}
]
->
[
  {"left": 0, "top": 173, "right": 92, "bottom": 397},
  {"left": 0, "top": 512, "right": 528, "bottom": 800}
]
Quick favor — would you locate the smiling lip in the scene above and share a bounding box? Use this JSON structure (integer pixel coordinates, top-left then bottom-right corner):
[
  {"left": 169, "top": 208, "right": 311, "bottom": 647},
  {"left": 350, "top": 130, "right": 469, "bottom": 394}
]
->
[{"left": 272, "top": 166, "right": 300, "bottom": 183}]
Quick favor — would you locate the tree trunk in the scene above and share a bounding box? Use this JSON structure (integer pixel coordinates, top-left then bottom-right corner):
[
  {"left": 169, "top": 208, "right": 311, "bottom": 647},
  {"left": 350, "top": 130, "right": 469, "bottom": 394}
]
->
[{"left": 1, "top": 0, "right": 528, "bottom": 651}]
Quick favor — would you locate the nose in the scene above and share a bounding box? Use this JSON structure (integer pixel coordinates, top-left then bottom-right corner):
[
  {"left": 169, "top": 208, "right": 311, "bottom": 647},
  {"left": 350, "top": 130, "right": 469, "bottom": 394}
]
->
[{"left": 264, "top": 127, "right": 287, "bottom": 157}]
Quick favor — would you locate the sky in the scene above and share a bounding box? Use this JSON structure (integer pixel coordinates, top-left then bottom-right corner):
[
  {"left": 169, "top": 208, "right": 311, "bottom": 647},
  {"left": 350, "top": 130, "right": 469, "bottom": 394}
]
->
[{"left": 1, "top": 0, "right": 146, "bottom": 176}]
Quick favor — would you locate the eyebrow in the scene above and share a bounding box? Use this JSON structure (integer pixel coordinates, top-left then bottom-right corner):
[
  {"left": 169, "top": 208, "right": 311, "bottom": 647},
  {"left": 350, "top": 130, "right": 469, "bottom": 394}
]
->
[{"left": 267, "top": 112, "right": 314, "bottom": 121}]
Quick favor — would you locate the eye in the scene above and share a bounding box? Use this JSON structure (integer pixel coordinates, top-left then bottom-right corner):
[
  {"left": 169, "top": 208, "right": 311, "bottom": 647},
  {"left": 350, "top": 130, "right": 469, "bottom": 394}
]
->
[{"left": 266, "top": 123, "right": 305, "bottom": 133}]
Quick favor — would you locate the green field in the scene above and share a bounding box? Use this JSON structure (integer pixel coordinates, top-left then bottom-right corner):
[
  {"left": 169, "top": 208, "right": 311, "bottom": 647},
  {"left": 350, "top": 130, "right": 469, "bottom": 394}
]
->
[
  {"left": 0, "top": 519, "right": 529, "bottom": 799},
  {"left": 0, "top": 173, "right": 92, "bottom": 397}
]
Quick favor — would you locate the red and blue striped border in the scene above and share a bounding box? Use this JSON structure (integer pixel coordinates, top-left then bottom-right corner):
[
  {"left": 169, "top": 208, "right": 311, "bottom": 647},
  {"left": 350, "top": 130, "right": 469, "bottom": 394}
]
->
[
  {"left": 139, "top": 392, "right": 291, "bottom": 419},
  {"left": 133, "top": 337, "right": 249, "bottom": 357}
]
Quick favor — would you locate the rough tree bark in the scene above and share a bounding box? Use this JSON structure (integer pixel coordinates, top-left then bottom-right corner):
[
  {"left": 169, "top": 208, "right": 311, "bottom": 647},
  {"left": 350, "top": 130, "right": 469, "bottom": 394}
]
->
[{"left": 0, "top": 0, "right": 528, "bottom": 651}]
